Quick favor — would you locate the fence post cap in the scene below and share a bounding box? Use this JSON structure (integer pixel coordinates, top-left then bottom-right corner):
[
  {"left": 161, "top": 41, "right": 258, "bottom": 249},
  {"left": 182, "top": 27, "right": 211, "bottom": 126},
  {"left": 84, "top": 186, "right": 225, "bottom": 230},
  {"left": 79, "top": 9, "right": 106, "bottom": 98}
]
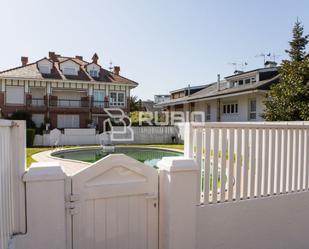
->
[
  {"left": 23, "top": 162, "right": 66, "bottom": 182},
  {"left": 158, "top": 156, "right": 198, "bottom": 172}
]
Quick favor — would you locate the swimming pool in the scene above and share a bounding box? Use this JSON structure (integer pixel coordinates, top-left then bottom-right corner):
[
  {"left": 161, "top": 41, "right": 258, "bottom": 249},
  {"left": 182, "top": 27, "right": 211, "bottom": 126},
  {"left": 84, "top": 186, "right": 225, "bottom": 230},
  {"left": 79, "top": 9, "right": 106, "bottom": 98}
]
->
[{"left": 52, "top": 147, "right": 183, "bottom": 168}]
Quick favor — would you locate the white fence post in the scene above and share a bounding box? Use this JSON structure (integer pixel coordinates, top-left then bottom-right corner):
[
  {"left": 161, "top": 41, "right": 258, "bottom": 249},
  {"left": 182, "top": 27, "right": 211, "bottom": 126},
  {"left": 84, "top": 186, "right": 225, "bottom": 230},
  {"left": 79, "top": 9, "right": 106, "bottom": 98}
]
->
[
  {"left": 184, "top": 122, "right": 194, "bottom": 158},
  {"left": 14, "top": 162, "right": 67, "bottom": 249},
  {"left": 158, "top": 157, "right": 198, "bottom": 249}
]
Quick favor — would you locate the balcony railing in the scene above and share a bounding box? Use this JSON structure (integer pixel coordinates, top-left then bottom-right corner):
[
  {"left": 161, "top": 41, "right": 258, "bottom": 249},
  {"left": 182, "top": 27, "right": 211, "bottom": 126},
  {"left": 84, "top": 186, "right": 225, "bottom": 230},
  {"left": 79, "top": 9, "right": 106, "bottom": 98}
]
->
[
  {"left": 50, "top": 99, "right": 89, "bottom": 108},
  {"left": 25, "top": 98, "right": 125, "bottom": 109},
  {"left": 28, "top": 98, "right": 45, "bottom": 107},
  {"left": 92, "top": 101, "right": 109, "bottom": 108}
]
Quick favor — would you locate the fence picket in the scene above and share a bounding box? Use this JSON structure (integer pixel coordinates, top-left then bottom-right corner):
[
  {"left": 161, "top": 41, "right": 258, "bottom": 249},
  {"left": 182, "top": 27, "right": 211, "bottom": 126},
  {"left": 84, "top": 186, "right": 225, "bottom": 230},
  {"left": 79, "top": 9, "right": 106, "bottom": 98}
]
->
[
  {"left": 220, "top": 129, "right": 227, "bottom": 202},
  {"left": 255, "top": 129, "right": 263, "bottom": 197},
  {"left": 235, "top": 128, "right": 242, "bottom": 201},
  {"left": 275, "top": 129, "right": 282, "bottom": 194},
  {"left": 249, "top": 129, "right": 256, "bottom": 198},
  {"left": 305, "top": 129, "right": 309, "bottom": 190},
  {"left": 195, "top": 128, "right": 203, "bottom": 204},
  {"left": 204, "top": 128, "right": 211, "bottom": 204},
  {"left": 269, "top": 129, "right": 275, "bottom": 195},
  {"left": 293, "top": 129, "right": 299, "bottom": 192},
  {"left": 262, "top": 129, "right": 269, "bottom": 196},
  {"left": 212, "top": 128, "right": 219, "bottom": 203},
  {"left": 242, "top": 129, "right": 249, "bottom": 199},
  {"left": 228, "top": 129, "right": 235, "bottom": 201},
  {"left": 299, "top": 130, "right": 304, "bottom": 190}
]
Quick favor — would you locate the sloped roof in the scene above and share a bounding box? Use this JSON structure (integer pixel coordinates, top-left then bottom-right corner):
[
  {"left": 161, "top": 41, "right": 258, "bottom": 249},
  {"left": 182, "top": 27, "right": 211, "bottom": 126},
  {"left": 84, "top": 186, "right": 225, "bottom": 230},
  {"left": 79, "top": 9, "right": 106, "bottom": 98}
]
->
[
  {"left": 157, "top": 75, "right": 279, "bottom": 107},
  {"left": 0, "top": 55, "right": 138, "bottom": 87}
]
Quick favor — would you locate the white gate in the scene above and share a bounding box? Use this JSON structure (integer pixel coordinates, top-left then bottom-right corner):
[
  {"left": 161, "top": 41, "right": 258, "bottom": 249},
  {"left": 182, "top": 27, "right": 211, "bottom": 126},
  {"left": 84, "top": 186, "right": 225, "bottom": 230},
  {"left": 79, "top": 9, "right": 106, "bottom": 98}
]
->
[{"left": 69, "top": 154, "right": 158, "bottom": 249}]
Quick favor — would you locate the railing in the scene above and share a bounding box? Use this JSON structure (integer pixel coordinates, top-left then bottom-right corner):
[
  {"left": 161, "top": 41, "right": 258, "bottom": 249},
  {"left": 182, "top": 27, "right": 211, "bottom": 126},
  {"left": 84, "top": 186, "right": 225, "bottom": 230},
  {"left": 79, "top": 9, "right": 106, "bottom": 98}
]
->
[
  {"left": 50, "top": 99, "right": 89, "bottom": 108},
  {"left": 0, "top": 120, "right": 26, "bottom": 249},
  {"left": 92, "top": 100, "right": 109, "bottom": 108},
  {"left": 185, "top": 122, "right": 309, "bottom": 205},
  {"left": 29, "top": 98, "right": 45, "bottom": 107}
]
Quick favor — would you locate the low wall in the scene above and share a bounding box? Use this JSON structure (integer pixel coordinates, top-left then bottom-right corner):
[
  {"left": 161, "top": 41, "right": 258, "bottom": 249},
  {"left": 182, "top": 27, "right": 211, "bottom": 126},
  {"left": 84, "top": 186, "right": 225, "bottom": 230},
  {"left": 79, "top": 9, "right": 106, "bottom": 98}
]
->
[
  {"left": 196, "top": 192, "right": 309, "bottom": 249},
  {"left": 33, "top": 126, "right": 182, "bottom": 146}
]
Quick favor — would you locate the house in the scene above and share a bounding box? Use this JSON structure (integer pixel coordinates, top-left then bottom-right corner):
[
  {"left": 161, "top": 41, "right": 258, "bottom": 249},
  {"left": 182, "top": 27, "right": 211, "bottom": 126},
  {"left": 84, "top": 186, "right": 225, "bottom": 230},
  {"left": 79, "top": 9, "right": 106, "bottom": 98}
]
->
[
  {"left": 154, "top": 94, "right": 170, "bottom": 104},
  {"left": 156, "top": 61, "right": 279, "bottom": 122},
  {"left": 0, "top": 52, "right": 138, "bottom": 130}
]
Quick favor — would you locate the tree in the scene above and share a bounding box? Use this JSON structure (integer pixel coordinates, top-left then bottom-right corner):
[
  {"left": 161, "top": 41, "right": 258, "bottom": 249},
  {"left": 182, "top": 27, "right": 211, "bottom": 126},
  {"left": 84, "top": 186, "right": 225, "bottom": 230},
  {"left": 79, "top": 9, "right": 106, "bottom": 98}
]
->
[
  {"left": 285, "top": 20, "right": 309, "bottom": 62},
  {"left": 129, "top": 95, "right": 143, "bottom": 112},
  {"left": 263, "top": 21, "right": 309, "bottom": 121},
  {"left": 10, "top": 110, "right": 36, "bottom": 128}
]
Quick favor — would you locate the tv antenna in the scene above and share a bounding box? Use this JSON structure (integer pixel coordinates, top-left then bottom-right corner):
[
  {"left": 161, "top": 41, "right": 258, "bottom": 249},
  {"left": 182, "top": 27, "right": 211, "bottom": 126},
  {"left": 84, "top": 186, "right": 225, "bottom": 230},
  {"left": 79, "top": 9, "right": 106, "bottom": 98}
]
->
[
  {"left": 270, "top": 53, "right": 280, "bottom": 62},
  {"left": 255, "top": 53, "right": 271, "bottom": 64},
  {"left": 108, "top": 60, "right": 113, "bottom": 71},
  {"left": 228, "top": 62, "right": 248, "bottom": 72}
]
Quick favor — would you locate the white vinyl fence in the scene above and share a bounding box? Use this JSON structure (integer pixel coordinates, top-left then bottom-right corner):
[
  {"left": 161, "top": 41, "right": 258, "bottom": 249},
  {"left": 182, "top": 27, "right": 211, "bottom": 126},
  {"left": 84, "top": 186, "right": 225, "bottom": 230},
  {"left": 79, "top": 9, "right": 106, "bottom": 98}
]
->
[
  {"left": 0, "top": 120, "right": 26, "bottom": 249},
  {"left": 186, "top": 122, "right": 309, "bottom": 204},
  {"left": 182, "top": 122, "right": 309, "bottom": 249}
]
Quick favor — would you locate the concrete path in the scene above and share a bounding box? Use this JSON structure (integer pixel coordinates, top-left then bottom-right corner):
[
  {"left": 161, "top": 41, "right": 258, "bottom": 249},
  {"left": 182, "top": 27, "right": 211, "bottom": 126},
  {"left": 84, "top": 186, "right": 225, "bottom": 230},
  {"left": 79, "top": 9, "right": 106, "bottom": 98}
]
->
[{"left": 32, "top": 149, "right": 91, "bottom": 176}]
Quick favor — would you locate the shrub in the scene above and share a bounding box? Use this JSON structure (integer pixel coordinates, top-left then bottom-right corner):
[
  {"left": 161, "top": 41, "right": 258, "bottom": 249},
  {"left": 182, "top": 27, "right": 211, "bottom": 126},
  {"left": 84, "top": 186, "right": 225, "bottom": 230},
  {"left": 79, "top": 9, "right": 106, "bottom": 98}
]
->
[
  {"left": 10, "top": 111, "right": 36, "bottom": 128},
  {"left": 26, "top": 129, "right": 36, "bottom": 147}
]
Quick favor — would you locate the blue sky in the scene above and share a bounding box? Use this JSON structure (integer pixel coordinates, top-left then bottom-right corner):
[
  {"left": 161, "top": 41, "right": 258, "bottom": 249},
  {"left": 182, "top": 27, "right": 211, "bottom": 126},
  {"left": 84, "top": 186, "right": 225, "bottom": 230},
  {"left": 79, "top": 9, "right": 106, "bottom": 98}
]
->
[{"left": 0, "top": 0, "right": 308, "bottom": 100}]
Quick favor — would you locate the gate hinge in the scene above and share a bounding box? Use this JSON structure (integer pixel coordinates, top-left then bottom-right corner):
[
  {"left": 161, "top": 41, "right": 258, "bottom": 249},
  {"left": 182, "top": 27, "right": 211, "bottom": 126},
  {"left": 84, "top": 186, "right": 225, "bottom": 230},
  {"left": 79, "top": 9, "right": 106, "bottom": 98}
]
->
[{"left": 66, "top": 194, "right": 80, "bottom": 215}]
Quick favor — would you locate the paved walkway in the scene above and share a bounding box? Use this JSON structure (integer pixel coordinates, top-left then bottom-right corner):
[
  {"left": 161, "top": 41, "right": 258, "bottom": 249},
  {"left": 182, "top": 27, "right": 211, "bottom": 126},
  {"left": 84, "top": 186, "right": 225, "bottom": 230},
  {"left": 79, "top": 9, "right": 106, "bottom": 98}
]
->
[{"left": 32, "top": 149, "right": 91, "bottom": 176}]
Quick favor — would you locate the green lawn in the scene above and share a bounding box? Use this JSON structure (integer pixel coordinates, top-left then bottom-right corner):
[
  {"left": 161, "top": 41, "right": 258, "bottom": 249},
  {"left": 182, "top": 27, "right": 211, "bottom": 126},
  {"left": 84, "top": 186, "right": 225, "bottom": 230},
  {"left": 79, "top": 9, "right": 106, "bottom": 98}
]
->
[{"left": 26, "top": 144, "right": 184, "bottom": 168}]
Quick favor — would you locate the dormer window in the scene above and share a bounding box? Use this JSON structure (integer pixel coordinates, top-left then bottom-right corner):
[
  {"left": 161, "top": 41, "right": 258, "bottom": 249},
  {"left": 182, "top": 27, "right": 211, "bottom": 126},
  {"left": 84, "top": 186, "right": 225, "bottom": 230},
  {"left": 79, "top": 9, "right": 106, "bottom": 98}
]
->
[
  {"left": 89, "top": 70, "right": 98, "bottom": 77},
  {"left": 37, "top": 58, "right": 53, "bottom": 74},
  {"left": 63, "top": 67, "right": 77, "bottom": 75},
  {"left": 39, "top": 66, "right": 51, "bottom": 74}
]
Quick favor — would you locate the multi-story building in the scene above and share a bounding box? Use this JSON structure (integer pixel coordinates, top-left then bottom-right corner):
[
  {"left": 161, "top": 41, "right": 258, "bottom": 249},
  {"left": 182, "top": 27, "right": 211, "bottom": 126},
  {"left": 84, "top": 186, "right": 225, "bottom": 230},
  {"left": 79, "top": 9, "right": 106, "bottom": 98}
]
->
[
  {"left": 0, "top": 52, "right": 138, "bottom": 130},
  {"left": 156, "top": 61, "right": 279, "bottom": 122}
]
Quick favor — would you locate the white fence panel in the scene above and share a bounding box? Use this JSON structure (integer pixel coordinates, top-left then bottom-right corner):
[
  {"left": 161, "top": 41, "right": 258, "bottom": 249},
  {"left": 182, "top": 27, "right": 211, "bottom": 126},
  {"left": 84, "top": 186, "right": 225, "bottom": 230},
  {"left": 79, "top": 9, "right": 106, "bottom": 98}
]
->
[
  {"left": 186, "top": 122, "right": 309, "bottom": 205},
  {"left": 0, "top": 120, "right": 26, "bottom": 249}
]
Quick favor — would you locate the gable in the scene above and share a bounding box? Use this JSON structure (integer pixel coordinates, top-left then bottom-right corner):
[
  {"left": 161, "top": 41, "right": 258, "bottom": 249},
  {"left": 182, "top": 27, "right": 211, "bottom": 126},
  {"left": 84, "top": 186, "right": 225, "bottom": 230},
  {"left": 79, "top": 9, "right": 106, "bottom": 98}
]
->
[
  {"left": 37, "top": 58, "right": 53, "bottom": 74},
  {"left": 59, "top": 60, "right": 80, "bottom": 75}
]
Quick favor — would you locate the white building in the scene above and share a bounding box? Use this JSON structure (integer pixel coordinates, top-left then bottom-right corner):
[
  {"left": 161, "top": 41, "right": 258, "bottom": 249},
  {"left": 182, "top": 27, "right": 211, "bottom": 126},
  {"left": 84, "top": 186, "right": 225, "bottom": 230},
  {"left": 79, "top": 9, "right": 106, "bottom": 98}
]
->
[{"left": 156, "top": 62, "right": 279, "bottom": 122}]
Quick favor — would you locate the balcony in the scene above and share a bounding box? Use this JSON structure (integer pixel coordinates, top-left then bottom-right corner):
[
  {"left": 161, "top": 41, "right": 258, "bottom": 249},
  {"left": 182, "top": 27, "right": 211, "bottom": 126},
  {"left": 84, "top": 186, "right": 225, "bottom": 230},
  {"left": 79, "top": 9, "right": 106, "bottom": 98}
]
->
[
  {"left": 50, "top": 99, "right": 89, "bottom": 108},
  {"left": 92, "top": 101, "right": 109, "bottom": 108},
  {"left": 27, "top": 98, "right": 46, "bottom": 107}
]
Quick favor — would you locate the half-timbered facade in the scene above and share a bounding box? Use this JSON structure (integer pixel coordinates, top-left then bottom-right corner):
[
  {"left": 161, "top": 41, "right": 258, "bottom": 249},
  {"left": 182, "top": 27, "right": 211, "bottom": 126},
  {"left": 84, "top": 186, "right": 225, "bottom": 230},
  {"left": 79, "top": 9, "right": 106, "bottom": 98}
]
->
[{"left": 0, "top": 52, "right": 138, "bottom": 130}]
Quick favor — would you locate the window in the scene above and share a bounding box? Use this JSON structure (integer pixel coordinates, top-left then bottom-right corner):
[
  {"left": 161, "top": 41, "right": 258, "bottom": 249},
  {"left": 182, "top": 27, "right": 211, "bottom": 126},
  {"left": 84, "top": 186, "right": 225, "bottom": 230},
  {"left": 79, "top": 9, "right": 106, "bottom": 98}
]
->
[
  {"left": 57, "top": 114, "right": 80, "bottom": 128},
  {"left": 63, "top": 67, "right": 76, "bottom": 75},
  {"left": 251, "top": 77, "right": 256, "bottom": 83},
  {"left": 6, "top": 86, "right": 24, "bottom": 104},
  {"left": 109, "top": 92, "right": 125, "bottom": 106},
  {"left": 206, "top": 104, "right": 211, "bottom": 121},
  {"left": 238, "top": 80, "right": 243, "bottom": 85},
  {"left": 93, "top": 90, "right": 105, "bottom": 107},
  {"left": 249, "top": 99, "right": 257, "bottom": 120},
  {"left": 89, "top": 70, "right": 98, "bottom": 77},
  {"left": 245, "top": 78, "right": 251, "bottom": 84},
  {"left": 39, "top": 66, "right": 51, "bottom": 74},
  {"left": 223, "top": 103, "right": 238, "bottom": 114}
]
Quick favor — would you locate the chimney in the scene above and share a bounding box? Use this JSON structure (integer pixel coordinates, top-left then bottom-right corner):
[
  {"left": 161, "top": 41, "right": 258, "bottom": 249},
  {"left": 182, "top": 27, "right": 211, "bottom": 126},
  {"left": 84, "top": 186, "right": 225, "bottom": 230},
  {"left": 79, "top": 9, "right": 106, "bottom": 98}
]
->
[
  {"left": 21, "top": 56, "right": 28, "bottom": 66},
  {"left": 113, "top": 66, "right": 120, "bottom": 75},
  {"left": 75, "top": 55, "right": 83, "bottom": 61},
  {"left": 92, "top": 53, "right": 99, "bottom": 64},
  {"left": 217, "top": 74, "right": 221, "bottom": 91},
  {"left": 187, "top": 84, "right": 191, "bottom": 96},
  {"left": 49, "top": 51, "right": 59, "bottom": 61},
  {"left": 264, "top": 61, "right": 277, "bottom": 68}
]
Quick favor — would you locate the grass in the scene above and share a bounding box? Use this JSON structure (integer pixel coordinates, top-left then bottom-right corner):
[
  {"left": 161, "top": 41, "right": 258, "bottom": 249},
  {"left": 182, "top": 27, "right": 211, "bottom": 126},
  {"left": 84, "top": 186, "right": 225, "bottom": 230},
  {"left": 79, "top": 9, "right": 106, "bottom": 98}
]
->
[
  {"left": 26, "top": 147, "right": 52, "bottom": 168},
  {"left": 26, "top": 144, "right": 184, "bottom": 168}
]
